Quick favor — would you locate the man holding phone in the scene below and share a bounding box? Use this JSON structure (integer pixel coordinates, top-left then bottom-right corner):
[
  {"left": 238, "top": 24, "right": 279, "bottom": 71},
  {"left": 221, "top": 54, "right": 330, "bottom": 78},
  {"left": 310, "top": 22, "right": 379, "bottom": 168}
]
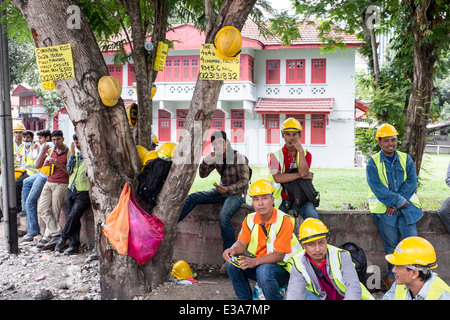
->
[{"left": 178, "top": 130, "right": 250, "bottom": 272}]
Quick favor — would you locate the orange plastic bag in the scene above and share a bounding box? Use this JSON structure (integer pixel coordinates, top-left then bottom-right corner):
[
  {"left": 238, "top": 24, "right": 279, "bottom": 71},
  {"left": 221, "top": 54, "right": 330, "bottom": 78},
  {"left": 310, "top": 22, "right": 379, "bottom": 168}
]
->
[{"left": 103, "top": 183, "right": 131, "bottom": 255}]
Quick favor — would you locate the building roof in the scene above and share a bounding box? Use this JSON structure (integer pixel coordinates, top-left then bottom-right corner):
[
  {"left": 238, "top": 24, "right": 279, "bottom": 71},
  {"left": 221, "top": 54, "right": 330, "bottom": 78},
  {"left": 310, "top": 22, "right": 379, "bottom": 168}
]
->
[{"left": 254, "top": 98, "right": 335, "bottom": 114}]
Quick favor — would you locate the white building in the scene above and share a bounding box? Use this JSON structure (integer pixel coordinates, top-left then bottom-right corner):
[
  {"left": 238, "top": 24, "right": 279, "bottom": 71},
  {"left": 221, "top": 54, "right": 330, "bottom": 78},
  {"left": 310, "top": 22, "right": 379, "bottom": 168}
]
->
[{"left": 102, "top": 20, "right": 362, "bottom": 167}]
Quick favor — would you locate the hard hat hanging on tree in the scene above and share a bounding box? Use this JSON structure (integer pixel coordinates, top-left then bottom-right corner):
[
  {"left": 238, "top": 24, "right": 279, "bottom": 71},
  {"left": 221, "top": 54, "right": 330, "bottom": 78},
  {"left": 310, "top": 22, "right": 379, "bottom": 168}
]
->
[
  {"left": 214, "top": 26, "right": 242, "bottom": 61},
  {"left": 98, "top": 76, "right": 122, "bottom": 107},
  {"left": 126, "top": 103, "right": 138, "bottom": 126}
]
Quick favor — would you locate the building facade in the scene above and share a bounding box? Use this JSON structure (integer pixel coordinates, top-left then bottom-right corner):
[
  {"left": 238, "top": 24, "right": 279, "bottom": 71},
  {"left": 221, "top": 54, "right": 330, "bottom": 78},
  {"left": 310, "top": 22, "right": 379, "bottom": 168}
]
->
[{"left": 103, "top": 21, "right": 362, "bottom": 167}]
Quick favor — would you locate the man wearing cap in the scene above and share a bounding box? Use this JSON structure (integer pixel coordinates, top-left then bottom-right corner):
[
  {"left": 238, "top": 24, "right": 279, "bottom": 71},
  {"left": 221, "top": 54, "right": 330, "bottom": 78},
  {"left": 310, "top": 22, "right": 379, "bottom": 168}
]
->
[
  {"left": 286, "top": 218, "right": 374, "bottom": 300},
  {"left": 268, "top": 117, "right": 319, "bottom": 219},
  {"left": 382, "top": 236, "right": 449, "bottom": 300},
  {"left": 366, "top": 123, "right": 423, "bottom": 290},
  {"left": 223, "top": 179, "right": 301, "bottom": 300}
]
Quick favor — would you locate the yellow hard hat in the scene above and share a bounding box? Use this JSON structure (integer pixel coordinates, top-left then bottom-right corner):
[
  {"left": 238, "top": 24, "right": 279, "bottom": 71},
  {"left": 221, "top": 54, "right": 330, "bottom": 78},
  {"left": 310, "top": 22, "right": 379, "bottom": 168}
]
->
[
  {"left": 126, "top": 103, "right": 138, "bottom": 126},
  {"left": 171, "top": 260, "right": 193, "bottom": 280},
  {"left": 299, "top": 218, "right": 329, "bottom": 243},
  {"left": 98, "top": 76, "right": 122, "bottom": 107},
  {"left": 14, "top": 169, "right": 26, "bottom": 180},
  {"left": 143, "top": 150, "right": 158, "bottom": 165},
  {"left": 376, "top": 123, "right": 399, "bottom": 141},
  {"left": 150, "top": 85, "right": 157, "bottom": 99},
  {"left": 249, "top": 179, "right": 274, "bottom": 197},
  {"left": 136, "top": 145, "right": 149, "bottom": 165},
  {"left": 385, "top": 236, "right": 438, "bottom": 269},
  {"left": 13, "top": 123, "right": 25, "bottom": 132},
  {"left": 152, "top": 134, "right": 158, "bottom": 145},
  {"left": 157, "top": 142, "right": 177, "bottom": 159},
  {"left": 281, "top": 117, "right": 302, "bottom": 132},
  {"left": 214, "top": 26, "right": 242, "bottom": 61}
]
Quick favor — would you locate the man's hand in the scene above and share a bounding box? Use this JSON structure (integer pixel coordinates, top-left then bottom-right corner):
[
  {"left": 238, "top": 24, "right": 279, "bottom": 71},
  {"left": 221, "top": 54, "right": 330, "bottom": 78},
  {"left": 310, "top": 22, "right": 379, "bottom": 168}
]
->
[
  {"left": 216, "top": 184, "right": 229, "bottom": 195},
  {"left": 223, "top": 247, "right": 236, "bottom": 262},
  {"left": 386, "top": 206, "right": 397, "bottom": 216},
  {"left": 238, "top": 256, "right": 259, "bottom": 270},
  {"left": 71, "top": 142, "right": 76, "bottom": 156},
  {"left": 398, "top": 200, "right": 409, "bottom": 209}
]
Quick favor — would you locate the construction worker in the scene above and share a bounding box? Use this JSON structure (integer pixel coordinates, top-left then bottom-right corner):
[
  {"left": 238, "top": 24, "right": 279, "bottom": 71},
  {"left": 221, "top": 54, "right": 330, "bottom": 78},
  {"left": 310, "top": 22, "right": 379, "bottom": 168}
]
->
[
  {"left": 268, "top": 117, "right": 319, "bottom": 219},
  {"left": 286, "top": 218, "right": 374, "bottom": 300},
  {"left": 151, "top": 134, "right": 158, "bottom": 151},
  {"left": 223, "top": 179, "right": 301, "bottom": 300},
  {"left": 382, "top": 236, "right": 450, "bottom": 300},
  {"left": 13, "top": 122, "right": 25, "bottom": 169},
  {"left": 437, "top": 161, "right": 450, "bottom": 233},
  {"left": 178, "top": 130, "right": 250, "bottom": 273},
  {"left": 366, "top": 123, "right": 422, "bottom": 290}
]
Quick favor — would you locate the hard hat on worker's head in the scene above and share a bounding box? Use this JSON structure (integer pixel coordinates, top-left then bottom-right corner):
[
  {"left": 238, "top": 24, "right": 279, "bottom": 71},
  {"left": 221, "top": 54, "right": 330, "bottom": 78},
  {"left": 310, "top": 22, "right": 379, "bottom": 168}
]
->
[
  {"left": 171, "top": 260, "right": 193, "bottom": 280},
  {"left": 376, "top": 123, "right": 399, "bottom": 141},
  {"left": 248, "top": 179, "right": 274, "bottom": 197},
  {"left": 298, "top": 218, "right": 329, "bottom": 244},
  {"left": 281, "top": 117, "right": 302, "bottom": 132},
  {"left": 136, "top": 145, "right": 149, "bottom": 166},
  {"left": 13, "top": 122, "right": 25, "bottom": 132},
  {"left": 143, "top": 150, "right": 158, "bottom": 165},
  {"left": 214, "top": 26, "right": 242, "bottom": 61},
  {"left": 152, "top": 134, "right": 158, "bottom": 145},
  {"left": 385, "top": 236, "right": 438, "bottom": 270},
  {"left": 98, "top": 76, "right": 122, "bottom": 107},
  {"left": 157, "top": 142, "right": 177, "bottom": 159},
  {"left": 127, "top": 103, "right": 138, "bottom": 126}
]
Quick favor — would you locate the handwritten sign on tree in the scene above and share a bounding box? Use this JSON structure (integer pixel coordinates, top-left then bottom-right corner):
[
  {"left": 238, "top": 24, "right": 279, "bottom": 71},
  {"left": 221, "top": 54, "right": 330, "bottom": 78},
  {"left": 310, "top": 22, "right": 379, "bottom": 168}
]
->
[{"left": 199, "top": 44, "right": 240, "bottom": 81}]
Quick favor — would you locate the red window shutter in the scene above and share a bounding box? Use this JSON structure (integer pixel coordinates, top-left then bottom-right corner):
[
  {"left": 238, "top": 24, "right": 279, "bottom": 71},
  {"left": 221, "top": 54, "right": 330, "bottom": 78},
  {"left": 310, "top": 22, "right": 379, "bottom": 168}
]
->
[
  {"left": 107, "top": 65, "right": 123, "bottom": 85},
  {"left": 311, "top": 59, "right": 326, "bottom": 84},
  {"left": 191, "top": 58, "right": 199, "bottom": 81},
  {"left": 248, "top": 56, "right": 254, "bottom": 83},
  {"left": 176, "top": 109, "right": 189, "bottom": 142},
  {"left": 183, "top": 59, "right": 190, "bottom": 81},
  {"left": 311, "top": 114, "right": 326, "bottom": 144},
  {"left": 231, "top": 109, "right": 245, "bottom": 143},
  {"left": 266, "top": 60, "right": 280, "bottom": 84},
  {"left": 158, "top": 110, "right": 171, "bottom": 141},
  {"left": 164, "top": 59, "right": 173, "bottom": 81},
  {"left": 173, "top": 59, "right": 181, "bottom": 81},
  {"left": 265, "top": 114, "right": 280, "bottom": 144},
  {"left": 286, "top": 59, "right": 305, "bottom": 84},
  {"left": 128, "top": 64, "right": 136, "bottom": 86}
]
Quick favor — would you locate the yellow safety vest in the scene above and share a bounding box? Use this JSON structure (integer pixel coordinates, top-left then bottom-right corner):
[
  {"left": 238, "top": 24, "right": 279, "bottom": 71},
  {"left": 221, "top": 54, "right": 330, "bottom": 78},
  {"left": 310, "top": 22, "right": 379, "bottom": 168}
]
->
[
  {"left": 21, "top": 147, "right": 37, "bottom": 176},
  {"left": 394, "top": 275, "right": 450, "bottom": 300},
  {"left": 267, "top": 147, "right": 308, "bottom": 206},
  {"left": 68, "top": 151, "right": 89, "bottom": 192},
  {"left": 367, "top": 151, "right": 421, "bottom": 214},
  {"left": 13, "top": 142, "right": 24, "bottom": 168},
  {"left": 289, "top": 245, "right": 375, "bottom": 300},
  {"left": 245, "top": 209, "right": 302, "bottom": 270}
]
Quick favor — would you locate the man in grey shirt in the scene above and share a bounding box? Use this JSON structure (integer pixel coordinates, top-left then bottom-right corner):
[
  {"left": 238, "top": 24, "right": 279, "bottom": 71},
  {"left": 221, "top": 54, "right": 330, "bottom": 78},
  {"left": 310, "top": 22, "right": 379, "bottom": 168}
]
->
[{"left": 437, "top": 161, "right": 450, "bottom": 233}]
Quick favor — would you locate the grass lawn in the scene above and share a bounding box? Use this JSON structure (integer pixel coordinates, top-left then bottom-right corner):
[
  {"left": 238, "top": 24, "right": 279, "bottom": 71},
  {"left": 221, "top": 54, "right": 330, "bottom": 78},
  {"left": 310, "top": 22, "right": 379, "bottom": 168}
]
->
[{"left": 189, "top": 153, "right": 450, "bottom": 210}]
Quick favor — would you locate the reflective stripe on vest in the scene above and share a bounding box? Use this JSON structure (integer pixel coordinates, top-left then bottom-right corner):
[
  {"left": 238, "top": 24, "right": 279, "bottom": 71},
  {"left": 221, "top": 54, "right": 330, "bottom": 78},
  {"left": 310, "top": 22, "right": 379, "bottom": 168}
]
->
[
  {"left": 22, "top": 148, "right": 37, "bottom": 176},
  {"left": 267, "top": 148, "right": 308, "bottom": 206},
  {"left": 367, "top": 151, "right": 421, "bottom": 214},
  {"left": 291, "top": 245, "right": 374, "bottom": 300},
  {"left": 245, "top": 209, "right": 301, "bottom": 268},
  {"left": 394, "top": 275, "right": 450, "bottom": 300}
]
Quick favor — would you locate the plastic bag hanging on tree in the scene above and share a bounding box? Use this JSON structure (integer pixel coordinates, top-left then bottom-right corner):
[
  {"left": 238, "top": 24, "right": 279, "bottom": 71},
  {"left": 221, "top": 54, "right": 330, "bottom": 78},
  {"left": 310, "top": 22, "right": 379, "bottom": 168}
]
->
[
  {"left": 127, "top": 190, "right": 164, "bottom": 265},
  {"left": 103, "top": 182, "right": 131, "bottom": 255}
]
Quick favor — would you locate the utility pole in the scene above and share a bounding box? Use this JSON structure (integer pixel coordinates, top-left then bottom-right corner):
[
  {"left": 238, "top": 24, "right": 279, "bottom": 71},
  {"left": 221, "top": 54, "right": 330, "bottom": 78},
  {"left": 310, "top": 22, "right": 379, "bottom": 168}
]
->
[{"left": 0, "top": 0, "right": 19, "bottom": 254}]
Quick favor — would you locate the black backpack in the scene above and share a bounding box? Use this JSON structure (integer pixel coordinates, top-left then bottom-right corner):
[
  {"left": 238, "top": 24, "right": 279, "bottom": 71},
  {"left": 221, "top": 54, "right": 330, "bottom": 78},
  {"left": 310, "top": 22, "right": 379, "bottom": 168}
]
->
[
  {"left": 137, "top": 157, "right": 172, "bottom": 210},
  {"left": 340, "top": 242, "right": 367, "bottom": 283},
  {"left": 280, "top": 168, "right": 320, "bottom": 209}
]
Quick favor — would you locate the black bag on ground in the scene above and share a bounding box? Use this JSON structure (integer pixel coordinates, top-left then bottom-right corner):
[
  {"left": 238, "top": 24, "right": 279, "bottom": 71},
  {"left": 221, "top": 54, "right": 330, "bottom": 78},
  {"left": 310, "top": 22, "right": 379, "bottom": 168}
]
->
[
  {"left": 137, "top": 157, "right": 172, "bottom": 210},
  {"left": 280, "top": 168, "right": 320, "bottom": 209},
  {"left": 340, "top": 242, "right": 367, "bottom": 283}
]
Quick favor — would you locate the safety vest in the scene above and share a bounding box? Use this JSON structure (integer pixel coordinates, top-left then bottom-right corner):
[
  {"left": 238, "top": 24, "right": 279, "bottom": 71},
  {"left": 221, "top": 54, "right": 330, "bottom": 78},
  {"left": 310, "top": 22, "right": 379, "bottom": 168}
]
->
[
  {"left": 68, "top": 151, "right": 89, "bottom": 192},
  {"left": 290, "top": 245, "right": 375, "bottom": 300},
  {"left": 245, "top": 209, "right": 302, "bottom": 270},
  {"left": 267, "top": 148, "right": 308, "bottom": 206},
  {"left": 367, "top": 151, "right": 421, "bottom": 214},
  {"left": 13, "top": 142, "right": 24, "bottom": 168},
  {"left": 21, "top": 147, "right": 37, "bottom": 176},
  {"left": 394, "top": 275, "right": 450, "bottom": 300}
]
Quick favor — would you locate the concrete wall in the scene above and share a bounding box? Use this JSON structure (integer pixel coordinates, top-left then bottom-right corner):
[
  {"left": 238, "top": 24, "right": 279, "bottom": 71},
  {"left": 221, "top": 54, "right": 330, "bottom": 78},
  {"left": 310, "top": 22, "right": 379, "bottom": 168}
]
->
[{"left": 174, "top": 204, "right": 450, "bottom": 282}]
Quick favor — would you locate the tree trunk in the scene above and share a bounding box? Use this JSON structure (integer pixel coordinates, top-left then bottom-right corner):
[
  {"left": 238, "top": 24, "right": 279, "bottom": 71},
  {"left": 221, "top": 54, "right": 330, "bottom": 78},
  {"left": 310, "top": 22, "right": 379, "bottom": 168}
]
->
[
  {"left": 12, "top": 0, "right": 257, "bottom": 299},
  {"left": 403, "top": 0, "right": 437, "bottom": 176}
]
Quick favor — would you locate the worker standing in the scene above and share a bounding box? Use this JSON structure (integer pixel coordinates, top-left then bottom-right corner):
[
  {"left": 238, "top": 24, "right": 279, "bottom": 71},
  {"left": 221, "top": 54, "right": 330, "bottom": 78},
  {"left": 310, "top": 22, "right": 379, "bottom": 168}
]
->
[
  {"left": 286, "top": 218, "right": 374, "bottom": 300},
  {"left": 223, "top": 179, "right": 301, "bottom": 300},
  {"left": 366, "top": 123, "right": 422, "bottom": 290},
  {"left": 382, "top": 236, "right": 450, "bottom": 300}
]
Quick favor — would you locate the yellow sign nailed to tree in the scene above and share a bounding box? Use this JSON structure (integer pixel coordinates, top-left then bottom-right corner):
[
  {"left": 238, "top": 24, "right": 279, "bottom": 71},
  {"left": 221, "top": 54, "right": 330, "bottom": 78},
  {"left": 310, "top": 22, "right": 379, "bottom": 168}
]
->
[
  {"left": 35, "top": 44, "right": 75, "bottom": 90},
  {"left": 199, "top": 44, "right": 240, "bottom": 81},
  {"left": 154, "top": 42, "right": 169, "bottom": 72}
]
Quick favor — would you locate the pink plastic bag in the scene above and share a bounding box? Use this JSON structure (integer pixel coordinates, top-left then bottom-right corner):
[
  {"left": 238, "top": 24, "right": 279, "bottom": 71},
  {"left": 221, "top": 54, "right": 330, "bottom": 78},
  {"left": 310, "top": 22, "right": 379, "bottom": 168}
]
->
[{"left": 127, "top": 190, "right": 164, "bottom": 265}]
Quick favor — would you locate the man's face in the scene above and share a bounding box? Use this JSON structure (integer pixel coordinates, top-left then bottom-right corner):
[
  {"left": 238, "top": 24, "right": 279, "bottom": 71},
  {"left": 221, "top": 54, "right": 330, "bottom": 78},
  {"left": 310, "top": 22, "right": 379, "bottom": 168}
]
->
[
  {"left": 37, "top": 135, "right": 48, "bottom": 145},
  {"left": 392, "top": 265, "right": 418, "bottom": 286},
  {"left": 74, "top": 140, "right": 81, "bottom": 150},
  {"left": 52, "top": 135, "right": 64, "bottom": 148},
  {"left": 252, "top": 194, "right": 274, "bottom": 216},
  {"left": 212, "top": 137, "right": 227, "bottom": 156},
  {"left": 22, "top": 134, "right": 33, "bottom": 143},
  {"left": 377, "top": 136, "right": 397, "bottom": 156},
  {"left": 13, "top": 131, "right": 23, "bottom": 141},
  {"left": 302, "top": 237, "right": 327, "bottom": 264},
  {"left": 282, "top": 131, "right": 301, "bottom": 147}
]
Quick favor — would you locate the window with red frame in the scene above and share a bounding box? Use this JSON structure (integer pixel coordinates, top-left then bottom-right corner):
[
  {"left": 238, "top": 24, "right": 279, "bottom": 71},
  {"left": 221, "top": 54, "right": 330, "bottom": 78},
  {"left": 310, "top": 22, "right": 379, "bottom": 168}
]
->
[
  {"left": 239, "top": 55, "right": 254, "bottom": 83},
  {"left": 266, "top": 60, "right": 280, "bottom": 84},
  {"left": 107, "top": 64, "right": 123, "bottom": 85},
  {"left": 176, "top": 109, "right": 188, "bottom": 142},
  {"left": 20, "top": 96, "right": 33, "bottom": 106},
  {"left": 286, "top": 114, "right": 306, "bottom": 144},
  {"left": 286, "top": 59, "right": 305, "bottom": 84},
  {"left": 156, "top": 56, "right": 199, "bottom": 82},
  {"left": 311, "top": 114, "right": 326, "bottom": 144},
  {"left": 128, "top": 64, "right": 136, "bottom": 86},
  {"left": 231, "top": 109, "right": 245, "bottom": 143},
  {"left": 265, "top": 114, "right": 280, "bottom": 144},
  {"left": 311, "top": 59, "right": 326, "bottom": 84},
  {"left": 158, "top": 110, "right": 171, "bottom": 142}
]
